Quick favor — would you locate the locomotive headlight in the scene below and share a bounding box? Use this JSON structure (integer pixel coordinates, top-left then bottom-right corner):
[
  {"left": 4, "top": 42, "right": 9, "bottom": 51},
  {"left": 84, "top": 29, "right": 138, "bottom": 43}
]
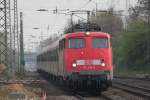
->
[
  {"left": 101, "top": 62, "right": 105, "bottom": 67},
  {"left": 72, "top": 63, "right": 77, "bottom": 67},
  {"left": 86, "top": 32, "right": 90, "bottom": 36}
]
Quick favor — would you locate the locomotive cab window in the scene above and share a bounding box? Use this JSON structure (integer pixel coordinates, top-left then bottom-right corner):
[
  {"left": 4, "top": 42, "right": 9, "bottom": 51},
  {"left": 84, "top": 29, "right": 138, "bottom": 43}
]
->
[
  {"left": 68, "top": 38, "right": 85, "bottom": 48},
  {"left": 92, "top": 37, "right": 108, "bottom": 48}
]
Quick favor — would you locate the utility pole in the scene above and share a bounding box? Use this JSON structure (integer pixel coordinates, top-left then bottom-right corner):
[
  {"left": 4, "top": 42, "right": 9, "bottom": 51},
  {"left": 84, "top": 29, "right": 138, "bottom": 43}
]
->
[
  {"left": 147, "top": 14, "right": 150, "bottom": 66},
  {"left": 8, "top": 0, "right": 12, "bottom": 71},
  {"left": 147, "top": 0, "right": 150, "bottom": 66},
  {"left": 13, "top": 0, "right": 20, "bottom": 73},
  {"left": 0, "top": 0, "right": 11, "bottom": 68},
  {"left": 87, "top": 11, "right": 90, "bottom": 22},
  {"left": 20, "top": 12, "right": 25, "bottom": 75},
  {"left": 96, "top": 3, "right": 98, "bottom": 12},
  {"left": 95, "top": 3, "right": 98, "bottom": 16},
  {"left": 71, "top": 13, "right": 74, "bottom": 32}
]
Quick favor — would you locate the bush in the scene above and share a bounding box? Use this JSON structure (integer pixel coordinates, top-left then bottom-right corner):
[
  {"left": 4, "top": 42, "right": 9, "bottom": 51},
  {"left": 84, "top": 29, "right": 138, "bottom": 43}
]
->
[{"left": 114, "top": 20, "right": 150, "bottom": 70}]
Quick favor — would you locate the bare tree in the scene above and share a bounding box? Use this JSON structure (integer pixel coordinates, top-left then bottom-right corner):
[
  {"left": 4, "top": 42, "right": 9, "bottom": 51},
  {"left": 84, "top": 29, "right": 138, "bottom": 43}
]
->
[
  {"left": 129, "top": 0, "right": 150, "bottom": 21},
  {"left": 90, "top": 8, "right": 123, "bottom": 37}
]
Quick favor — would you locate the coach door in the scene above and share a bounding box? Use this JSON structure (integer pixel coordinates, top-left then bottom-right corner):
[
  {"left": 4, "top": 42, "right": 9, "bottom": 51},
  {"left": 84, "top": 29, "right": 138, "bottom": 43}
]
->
[{"left": 58, "top": 38, "right": 65, "bottom": 76}]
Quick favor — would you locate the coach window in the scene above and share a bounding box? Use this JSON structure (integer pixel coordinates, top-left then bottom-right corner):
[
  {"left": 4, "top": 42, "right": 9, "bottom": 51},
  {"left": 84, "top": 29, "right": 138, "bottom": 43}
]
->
[
  {"left": 59, "top": 39, "right": 66, "bottom": 50},
  {"left": 92, "top": 38, "right": 108, "bottom": 48},
  {"left": 37, "top": 56, "right": 38, "bottom": 62},
  {"left": 43, "top": 53, "right": 46, "bottom": 61},
  {"left": 55, "top": 48, "right": 58, "bottom": 61},
  {"left": 46, "top": 52, "right": 49, "bottom": 61},
  {"left": 39, "top": 55, "right": 41, "bottom": 62},
  {"left": 68, "top": 38, "right": 85, "bottom": 48}
]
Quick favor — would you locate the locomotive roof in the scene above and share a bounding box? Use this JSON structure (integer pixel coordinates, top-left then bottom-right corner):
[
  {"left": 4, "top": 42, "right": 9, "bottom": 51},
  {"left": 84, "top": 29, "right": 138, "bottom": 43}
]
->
[
  {"left": 66, "top": 32, "right": 110, "bottom": 38},
  {"left": 37, "top": 32, "right": 110, "bottom": 55}
]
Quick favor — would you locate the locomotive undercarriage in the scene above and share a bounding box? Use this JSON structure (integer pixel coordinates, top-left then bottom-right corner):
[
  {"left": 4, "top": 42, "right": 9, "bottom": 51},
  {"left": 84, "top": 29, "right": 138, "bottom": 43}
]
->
[
  {"left": 64, "top": 71, "right": 112, "bottom": 92},
  {"left": 37, "top": 69, "right": 112, "bottom": 92}
]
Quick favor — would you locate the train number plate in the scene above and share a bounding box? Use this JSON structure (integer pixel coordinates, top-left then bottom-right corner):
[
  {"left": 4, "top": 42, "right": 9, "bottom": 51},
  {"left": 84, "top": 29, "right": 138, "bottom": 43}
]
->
[{"left": 83, "top": 66, "right": 96, "bottom": 70}]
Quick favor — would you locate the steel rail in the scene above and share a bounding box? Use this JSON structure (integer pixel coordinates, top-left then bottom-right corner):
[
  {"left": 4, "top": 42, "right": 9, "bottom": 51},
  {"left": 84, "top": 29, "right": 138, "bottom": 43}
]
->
[
  {"left": 114, "top": 76, "right": 150, "bottom": 81},
  {"left": 101, "top": 94, "right": 115, "bottom": 100},
  {"left": 0, "top": 79, "right": 46, "bottom": 84},
  {"left": 113, "top": 81, "right": 150, "bottom": 99},
  {"left": 71, "top": 89, "right": 114, "bottom": 100},
  {"left": 74, "top": 94, "right": 85, "bottom": 100},
  {"left": 113, "top": 80, "right": 150, "bottom": 93}
]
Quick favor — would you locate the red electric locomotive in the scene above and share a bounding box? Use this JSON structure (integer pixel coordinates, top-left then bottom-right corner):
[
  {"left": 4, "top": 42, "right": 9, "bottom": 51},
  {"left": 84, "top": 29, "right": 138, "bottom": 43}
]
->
[{"left": 37, "top": 31, "right": 113, "bottom": 92}]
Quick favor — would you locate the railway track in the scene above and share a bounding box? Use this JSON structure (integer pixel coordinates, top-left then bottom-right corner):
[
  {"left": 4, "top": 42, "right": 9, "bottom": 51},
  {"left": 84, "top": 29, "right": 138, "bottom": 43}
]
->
[
  {"left": 25, "top": 76, "right": 146, "bottom": 100},
  {"left": 74, "top": 93, "right": 114, "bottom": 100},
  {"left": 73, "top": 93, "right": 85, "bottom": 100},
  {"left": 2, "top": 74, "right": 148, "bottom": 100},
  {"left": 0, "top": 79, "right": 47, "bottom": 84},
  {"left": 113, "top": 80, "right": 150, "bottom": 99},
  {"left": 71, "top": 90, "right": 114, "bottom": 100},
  {"left": 114, "top": 76, "right": 150, "bottom": 81},
  {"left": 101, "top": 94, "right": 116, "bottom": 100}
]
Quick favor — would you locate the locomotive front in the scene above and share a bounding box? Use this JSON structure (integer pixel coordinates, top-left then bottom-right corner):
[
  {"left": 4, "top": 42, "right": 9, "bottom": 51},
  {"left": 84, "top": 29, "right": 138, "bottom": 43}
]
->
[{"left": 63, "top": 32, "right": 113, "bottom": 91}]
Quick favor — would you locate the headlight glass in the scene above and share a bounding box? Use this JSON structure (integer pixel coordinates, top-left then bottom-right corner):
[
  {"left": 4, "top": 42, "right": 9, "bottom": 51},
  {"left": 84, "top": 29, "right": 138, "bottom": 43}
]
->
[
  {"left": 101, "top": 62, "right": 105, "bottom": 66},
  {"left": 72, "top": 63, "right": 77, "bottom": 67}
]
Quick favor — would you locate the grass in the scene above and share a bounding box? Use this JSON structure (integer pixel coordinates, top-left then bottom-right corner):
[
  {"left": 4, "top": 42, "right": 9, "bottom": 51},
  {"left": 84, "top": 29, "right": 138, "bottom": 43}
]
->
[{"left": 114, "top": 66, "right": 150, "bottom": 77}]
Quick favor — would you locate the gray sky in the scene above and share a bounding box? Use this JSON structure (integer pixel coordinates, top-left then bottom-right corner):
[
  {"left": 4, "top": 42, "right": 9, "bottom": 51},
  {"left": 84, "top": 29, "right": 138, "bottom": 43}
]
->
[{"left": 18, "top": 0, "right": 138, "bottom": 52}]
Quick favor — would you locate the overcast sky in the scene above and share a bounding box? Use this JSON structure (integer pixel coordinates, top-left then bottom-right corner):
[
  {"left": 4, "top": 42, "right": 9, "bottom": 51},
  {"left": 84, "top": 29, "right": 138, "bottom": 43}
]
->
[{"left": 18, "top": 0, "right": 138, "bottom": 52}]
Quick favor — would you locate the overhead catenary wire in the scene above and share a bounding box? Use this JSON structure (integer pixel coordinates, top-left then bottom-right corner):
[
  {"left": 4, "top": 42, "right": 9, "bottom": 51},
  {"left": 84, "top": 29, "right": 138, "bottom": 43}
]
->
[{"left": 78, "top": 0, "right": 92, "bottom": 10}]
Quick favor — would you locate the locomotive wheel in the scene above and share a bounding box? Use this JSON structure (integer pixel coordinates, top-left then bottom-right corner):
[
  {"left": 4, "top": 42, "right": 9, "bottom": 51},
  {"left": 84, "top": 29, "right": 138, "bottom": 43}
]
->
[
  {"left": 69, "top": 80, "right": 73, "bottom": 89},
  {"left": 101, "top": 83, "right": 108, "bottom": 91}
]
